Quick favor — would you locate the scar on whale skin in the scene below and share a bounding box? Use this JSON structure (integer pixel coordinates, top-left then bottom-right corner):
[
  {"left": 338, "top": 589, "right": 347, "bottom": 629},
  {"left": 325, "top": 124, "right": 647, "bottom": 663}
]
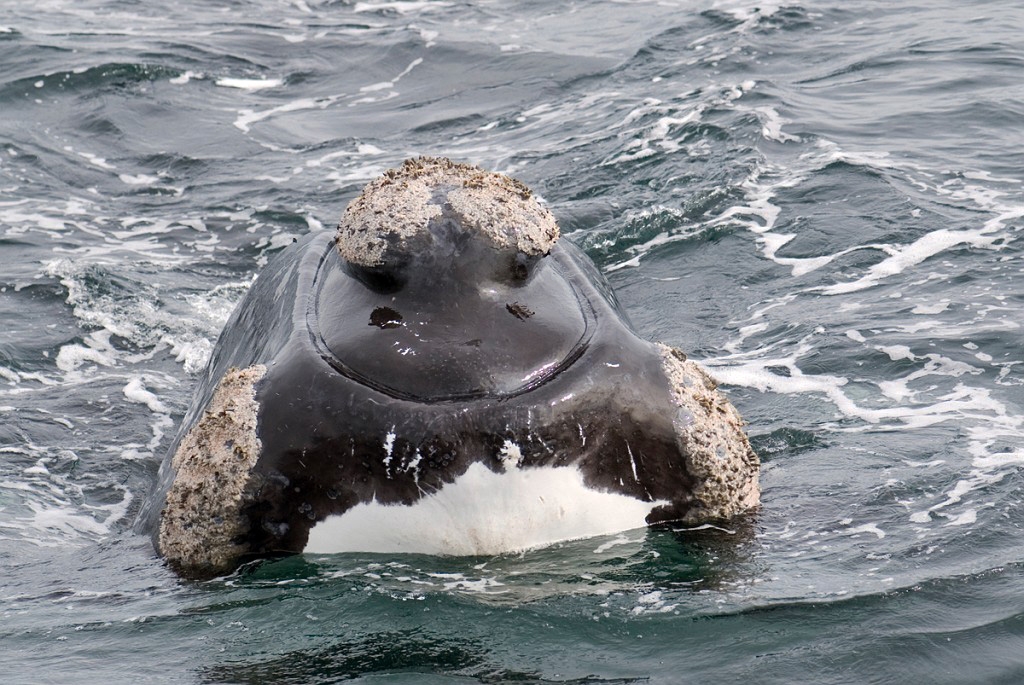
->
[{"left": 141, "top": 156, "right": 759, "bottom": 579}]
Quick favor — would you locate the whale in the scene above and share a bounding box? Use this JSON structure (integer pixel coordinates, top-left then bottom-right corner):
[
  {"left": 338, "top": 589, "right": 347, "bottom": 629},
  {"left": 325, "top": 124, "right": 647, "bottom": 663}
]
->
[{"left": 141, "top": 157, "right": 759, "bottom": 579}]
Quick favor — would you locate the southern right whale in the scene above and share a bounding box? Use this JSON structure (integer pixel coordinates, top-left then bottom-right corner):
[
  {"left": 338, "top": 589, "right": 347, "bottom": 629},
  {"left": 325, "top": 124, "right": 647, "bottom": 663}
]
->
[{"left": 140, "top": 157, "right": 759, "bottom": 579}]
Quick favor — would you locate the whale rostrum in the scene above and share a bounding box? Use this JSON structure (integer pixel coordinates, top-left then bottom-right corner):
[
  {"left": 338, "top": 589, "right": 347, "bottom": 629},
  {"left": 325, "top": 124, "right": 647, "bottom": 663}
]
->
[{"left": 142, "top": 157, "right": 759, "bottom": 579}]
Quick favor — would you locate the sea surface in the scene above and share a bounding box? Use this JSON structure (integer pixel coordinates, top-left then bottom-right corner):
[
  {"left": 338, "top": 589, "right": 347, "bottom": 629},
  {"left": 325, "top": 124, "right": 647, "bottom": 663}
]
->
[{"left": 2, "top": 0, "right": 1024, "bottom": 682}]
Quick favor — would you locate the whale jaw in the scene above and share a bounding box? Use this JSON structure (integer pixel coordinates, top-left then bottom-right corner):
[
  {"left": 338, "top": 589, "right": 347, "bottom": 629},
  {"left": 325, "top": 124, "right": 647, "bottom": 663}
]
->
[{"left": 304, "top": 461, "right": 666, "bottom": 556}]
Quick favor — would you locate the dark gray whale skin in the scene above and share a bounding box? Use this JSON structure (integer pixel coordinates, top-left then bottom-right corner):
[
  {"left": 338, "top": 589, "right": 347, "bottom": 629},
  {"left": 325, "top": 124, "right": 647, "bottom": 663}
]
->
[
  {"left": 141, "top": 159, "right": 758, "bottom": 579},
  {"left": 143, "top": 232, "right": 691, "bottom": 566}
]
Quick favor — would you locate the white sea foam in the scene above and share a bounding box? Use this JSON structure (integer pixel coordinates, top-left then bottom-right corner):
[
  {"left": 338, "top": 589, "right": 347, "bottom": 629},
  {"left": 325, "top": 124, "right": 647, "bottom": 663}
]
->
[
  {"left": 604, "top": 82, "right": 753, "bottom": 167},
  {"left": 1, "top": 446, "right": 133, "bottom": 547},
  {"left": 912, "top": 301, "right": 950, "bottom": 315},
  {"left": 818, "top": 228, "right": 1002, "bottom": 296},
  {"left": 64, "top": 147, "right": 116, "bottom": 170},
  {"left": 711, "top": 0, "right": 783, "bottom": 24},
  {"left": 416, "top": 26, "right": 439, "bottom": 47},
  {"left": 55, "top": 330, "right": 119, "bottom": 374},
  {"left": 232, "top": 57, "right": 423, "bottom": 132},
  {"left": 450, "top": 59, "right": 1024, "bottom": 548},
  {"left": 26, "top": 500, "right": 109, "bottom": 538},
  {"left": 0, "top": 199, "right": 76, "bottom": 234},
  {"left": 169, "top": 70, "right": 201, "bottom": 85},
  {"left": 353, "top": 1, "right": 453, "bottom": 14},
  {"left": 845, "top": 523, "right": 886, "bottom": 539},
  {"left": 706, "top": 304, "right": 1013, "bottom": 433},
  {"left": 319, "top": 561, "right": 508, "bottom": 597},
  {"left": 304, "top": 143, "right": 385, "bottom": 169},
  {"left": 630, "top": 589, "right": 679, "bottom": 615},
  {"left": 234, "top": 95, "right": 345, "bottom": 133},
  {"left": 905, "top": 429, "right": 1024, "bottom": 526},
  {"left": 593, "top": 533, "right": 643, "bottom": 554},
  {"left": 647, "top": 129, "right": 1024, "bottom": 292},
  {"left": 122, "top": 376, "right": 169, "bottom": 414},
  {"left": 604, "top": 207, "right": 710, "bottom": 272},
  {"left": 325, "top": 162, "right": 393, "bottom": 187},
  {"left": 752, "top": 105, "right": 800, "bottom": 143},
  {"left": 350, "top": 57, "right": 422, "bottom": 105},
  {"left": 216, "top": 77, "right": 283, "bottom": 91},
  {"left": 117, "top": 173, "right": 160, "bottom": 186},
  {"left": 708, "top": 214, "right": 1024, "bottom": 536}
]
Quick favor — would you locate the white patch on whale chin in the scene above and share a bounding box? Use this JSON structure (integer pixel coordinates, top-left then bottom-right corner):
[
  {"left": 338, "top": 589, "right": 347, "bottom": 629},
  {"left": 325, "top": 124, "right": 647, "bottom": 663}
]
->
[{"left": 303, "top": 462, "right": 664, "bottom": 556}]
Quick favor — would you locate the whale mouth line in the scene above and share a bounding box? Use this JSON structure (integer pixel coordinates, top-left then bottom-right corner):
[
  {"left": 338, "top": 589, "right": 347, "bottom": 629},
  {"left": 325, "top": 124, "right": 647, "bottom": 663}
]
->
[
  {"left": 313, "top": 340, "right": 591, "bottom": 404},
  {"left": 307, "top": 241, "right": 596, "bottom": 403}
]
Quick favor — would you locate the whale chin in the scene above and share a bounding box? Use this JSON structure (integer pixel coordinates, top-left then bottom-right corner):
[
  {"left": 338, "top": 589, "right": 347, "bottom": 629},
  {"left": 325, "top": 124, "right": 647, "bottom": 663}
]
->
[{"left": 304, "top": 461, "right": 666, "bottom": 556}]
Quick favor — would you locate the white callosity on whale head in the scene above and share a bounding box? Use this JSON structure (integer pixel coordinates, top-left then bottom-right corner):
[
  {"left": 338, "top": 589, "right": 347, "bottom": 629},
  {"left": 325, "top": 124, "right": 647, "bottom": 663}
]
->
[
  {"left": 304, "top": 460, "right": 666, "bottom": 556},
  {"left": 158, "top": 364, "right": 267, "bottom": 577},
  {"left": 658, "top": 344, "right": 760, "bottom": 519},
  {"left": 335, "top": 156, "right": 559, "bottom": 269}
]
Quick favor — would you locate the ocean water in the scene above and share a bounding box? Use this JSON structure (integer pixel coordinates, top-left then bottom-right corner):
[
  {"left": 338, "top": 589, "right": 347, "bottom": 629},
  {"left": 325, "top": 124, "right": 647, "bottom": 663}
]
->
[{"left": 2, "top": 0, "right": 1024, "bottom": 682}]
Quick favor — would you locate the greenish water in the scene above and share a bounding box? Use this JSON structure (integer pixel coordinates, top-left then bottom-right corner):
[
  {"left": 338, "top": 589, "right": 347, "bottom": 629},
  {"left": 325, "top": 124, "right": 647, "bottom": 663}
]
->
[{"left": 2, "top": 0, "right": 1024, "bottom": 682}]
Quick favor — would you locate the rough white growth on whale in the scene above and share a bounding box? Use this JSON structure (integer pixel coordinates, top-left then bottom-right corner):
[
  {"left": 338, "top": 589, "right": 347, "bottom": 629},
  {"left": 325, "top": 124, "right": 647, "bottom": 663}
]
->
[
  {"left": 304, "top": 462, "right": 664, "bottom": 556},
  {"left": 498, "top": 439, "right": 522, "bottom": 469}
]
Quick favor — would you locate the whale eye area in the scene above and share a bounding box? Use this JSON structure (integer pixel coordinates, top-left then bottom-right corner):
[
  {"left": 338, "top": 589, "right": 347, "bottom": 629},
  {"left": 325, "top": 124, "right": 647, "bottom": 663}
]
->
[
  {"left": 369, "top": 306, "right": 404, "bottom": 329},
  {"left": 508, "top": 252, "right": 531, "bottom": 284},
  {"left": 510, "top": 261, "right": 528, "bottom": 282},
  {"left": 344, "top": 262, "right": 407, "bottom": 294}
]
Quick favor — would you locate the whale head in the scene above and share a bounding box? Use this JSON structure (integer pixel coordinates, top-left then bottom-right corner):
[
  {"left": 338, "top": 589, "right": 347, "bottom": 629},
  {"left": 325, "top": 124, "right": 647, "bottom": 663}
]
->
[
  {"left": 319, "top": 157, "right": 591, "bottom": 402},
  {"left": 147, "top": 156, "right": 760, "bottom": 580}
]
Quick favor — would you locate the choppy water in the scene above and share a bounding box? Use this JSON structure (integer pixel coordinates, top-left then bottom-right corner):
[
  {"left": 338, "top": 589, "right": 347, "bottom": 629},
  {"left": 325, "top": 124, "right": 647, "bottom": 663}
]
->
[{"left": 3, "top": 0, "right": 1024, "bottom": 682}]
